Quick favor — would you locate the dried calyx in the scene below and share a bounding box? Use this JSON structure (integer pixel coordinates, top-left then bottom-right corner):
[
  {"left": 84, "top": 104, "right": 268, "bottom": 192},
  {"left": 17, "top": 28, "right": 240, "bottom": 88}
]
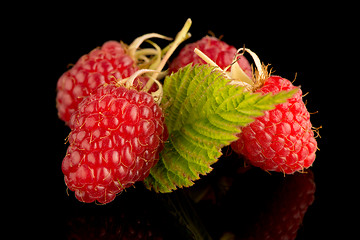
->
[
  {"left": 119, "top": 18, "right": 193, "bottom": 103},
  {"left": 127, "top": 33, "right": 171, "bottom": 73},
  {"left": 194, "top": 47, "right": 270, "bottom": 91}
]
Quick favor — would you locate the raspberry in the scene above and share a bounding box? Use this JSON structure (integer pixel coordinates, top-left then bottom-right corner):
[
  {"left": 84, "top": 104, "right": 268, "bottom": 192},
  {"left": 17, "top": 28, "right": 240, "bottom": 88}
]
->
[
  {"left": 56, "top": 41, "right": 140, "bottom": 124},
  {"left": 61, "top": 84, "right": 167, "bottom": 204},
  {"left": 249, "top": 171, "right": 315, "bottom": 239},
  {"left": 231, "top": 76, "right": 317, "bottom": 174},
  {"left": 169, "top": 36, "right": 252, "bottom": 77}
]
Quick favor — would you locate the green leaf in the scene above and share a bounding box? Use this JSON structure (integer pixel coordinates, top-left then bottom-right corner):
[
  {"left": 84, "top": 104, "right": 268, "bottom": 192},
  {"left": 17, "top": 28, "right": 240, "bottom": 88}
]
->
[{"left": 144, "top": 64, "right": 297, "bottom": 193}]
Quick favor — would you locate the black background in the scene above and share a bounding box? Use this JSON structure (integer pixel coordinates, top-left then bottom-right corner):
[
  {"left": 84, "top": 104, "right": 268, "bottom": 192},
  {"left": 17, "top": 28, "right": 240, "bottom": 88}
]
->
[{"left": 14, "top": 2, "right": 355, "bottom": 239}]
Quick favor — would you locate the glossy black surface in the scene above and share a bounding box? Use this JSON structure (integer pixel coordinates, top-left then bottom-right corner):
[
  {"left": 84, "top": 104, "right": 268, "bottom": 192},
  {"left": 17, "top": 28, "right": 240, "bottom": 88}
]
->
[
  {"left": 21, "top": 4, "right": 351, "bottom": 239},
  {"left": 59, "top": 154, "right": 317, "bottom": 239}
]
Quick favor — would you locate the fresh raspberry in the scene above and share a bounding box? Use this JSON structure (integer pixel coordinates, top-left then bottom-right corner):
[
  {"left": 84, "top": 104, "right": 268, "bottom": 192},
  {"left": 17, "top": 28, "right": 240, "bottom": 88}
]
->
[
  {"left": 61, "top": 84, "right": 167, "bottom": 204},
  {"left": 56, "top": 41, "right": 146, "bottom": 125},
  {"left": 231, "top": 76, "right": 317, "bottom": 174},
  {"left": 169, "top": 36, "right": 252, "bottom": 77}
]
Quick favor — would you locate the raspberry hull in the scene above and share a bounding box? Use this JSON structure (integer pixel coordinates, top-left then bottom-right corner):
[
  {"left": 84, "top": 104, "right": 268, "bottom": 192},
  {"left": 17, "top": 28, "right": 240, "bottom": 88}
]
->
[
  {"left": 169, "top": 36, "right": 252, "bottom": 77},
  {"left": 56, "top": 41, "right": 140, "bottom": 125},
  {"left": 231, "top": 76, "right": 317, "bottom": 174},
  {"left": 61, "top": 85, "right": 166, "bottom": 203}
]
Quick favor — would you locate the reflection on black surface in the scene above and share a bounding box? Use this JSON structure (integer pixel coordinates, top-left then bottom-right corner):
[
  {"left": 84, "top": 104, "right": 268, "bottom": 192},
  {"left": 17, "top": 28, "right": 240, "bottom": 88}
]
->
[
  {"left": 64, "top": 188, "right": 190, "bottom": 239},
  {"left": 64, "top": 151, "right": 315, "bottom": 240}
]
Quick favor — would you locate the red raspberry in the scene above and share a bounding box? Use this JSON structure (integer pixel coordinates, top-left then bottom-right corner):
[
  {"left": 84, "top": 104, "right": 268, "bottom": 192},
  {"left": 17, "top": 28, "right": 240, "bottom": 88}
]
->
[
  {"left": 56, "top": 41, "right": 146, "bottom": 125},
  {"left": 231, "top": 76, "right": 317, "bottom": 174},
  {"left": 169, "top": 36, "right": 252, "bottom": 77},
  {"left": 61, "top": 84, "right": 167, "bottom": 204},
  {"left": 248, "top": 171, "right": 315, "bottom": 239}
]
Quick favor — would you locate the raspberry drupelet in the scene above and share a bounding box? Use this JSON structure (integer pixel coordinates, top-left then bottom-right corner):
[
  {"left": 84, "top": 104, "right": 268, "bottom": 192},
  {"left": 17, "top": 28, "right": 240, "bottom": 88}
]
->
[
  {"left": 192, "top": 46, "right": 318, "bottom": 174},
  {"left": 61, "top": 19, "right": 192, "bottom": 203},
  {"left": 231, "top": 76, "right": 317, "bottom": 174},
  {"left": 56, "top": 41, "right": 141, "bottom": 124},
  {"left": 62, "top": 84, "right": 167, "bottom": 203}
]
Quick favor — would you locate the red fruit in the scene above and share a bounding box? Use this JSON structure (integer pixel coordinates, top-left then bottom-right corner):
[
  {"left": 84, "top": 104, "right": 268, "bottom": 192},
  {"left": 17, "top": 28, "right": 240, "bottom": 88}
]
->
[
  {"left": 62, "top": 84, "right": 167, "bottom": 204},
  {"left": 56, "top": 41, "right": 152, "bottom": 125},
  {"left": 231, "top": 76, "right": 317, "bottom": 174},
  {"left": 169, "top": 36, "right": 252, "bottom": 77},
  {"left": 249, "top": 171, "right": 316, "bottom": 240}
]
